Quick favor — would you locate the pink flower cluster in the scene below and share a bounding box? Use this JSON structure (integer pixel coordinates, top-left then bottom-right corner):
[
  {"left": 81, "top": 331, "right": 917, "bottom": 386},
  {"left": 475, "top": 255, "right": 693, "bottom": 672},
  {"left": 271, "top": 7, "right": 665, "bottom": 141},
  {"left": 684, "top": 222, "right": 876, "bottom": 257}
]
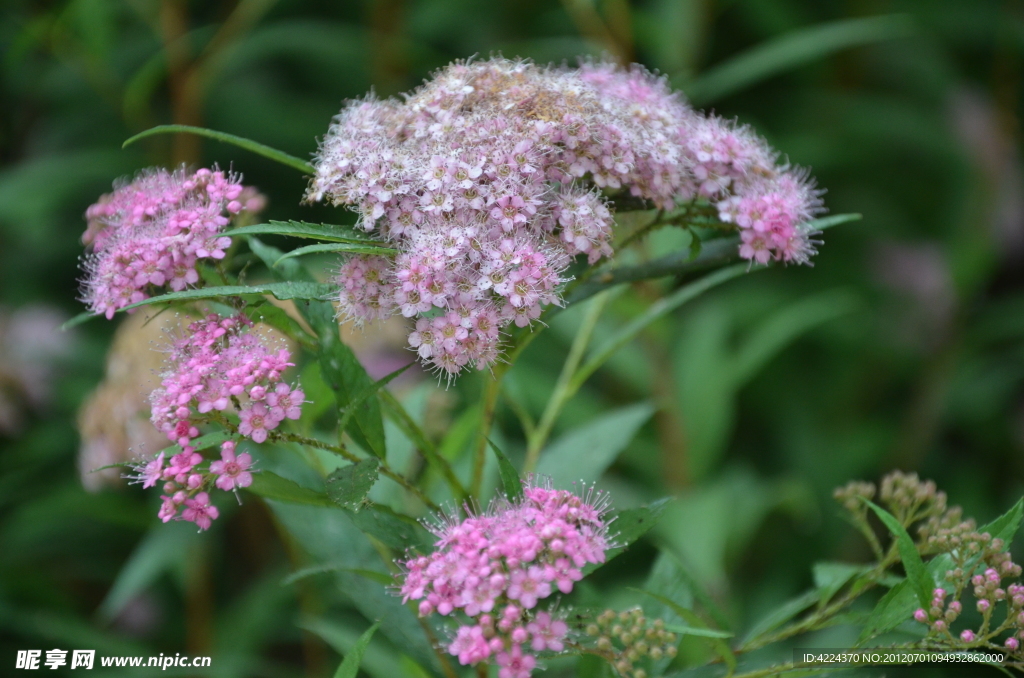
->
[
  {"left": 398, "top": 481, "right": 612, "bottom": 677},
  {"left": 130, "top": 439, "right": 253, "bottom": 530},
  {"left": 82, "top": 167, "right": 264, "bottom": 319},
  {"left": 149, "top": 314, "right": 304, "bottom": 449},
  {"left": 309, "top": 58, "right": 822, "bottom": 375}
]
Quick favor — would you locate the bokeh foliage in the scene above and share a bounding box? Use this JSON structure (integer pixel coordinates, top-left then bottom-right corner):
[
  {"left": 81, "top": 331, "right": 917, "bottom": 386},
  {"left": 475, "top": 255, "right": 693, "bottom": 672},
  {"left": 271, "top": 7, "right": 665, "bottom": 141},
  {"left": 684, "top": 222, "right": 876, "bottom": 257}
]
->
[{"left": 2, "top": 0, "right": 1024, "bottom": 676}]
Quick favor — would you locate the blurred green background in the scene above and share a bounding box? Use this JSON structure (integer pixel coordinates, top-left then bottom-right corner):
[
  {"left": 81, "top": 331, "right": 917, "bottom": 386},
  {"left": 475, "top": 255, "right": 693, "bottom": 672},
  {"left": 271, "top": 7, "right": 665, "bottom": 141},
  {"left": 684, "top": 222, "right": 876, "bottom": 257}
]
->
[{"left": 2, "top": 0, "right": 1024, "bottom": 676}]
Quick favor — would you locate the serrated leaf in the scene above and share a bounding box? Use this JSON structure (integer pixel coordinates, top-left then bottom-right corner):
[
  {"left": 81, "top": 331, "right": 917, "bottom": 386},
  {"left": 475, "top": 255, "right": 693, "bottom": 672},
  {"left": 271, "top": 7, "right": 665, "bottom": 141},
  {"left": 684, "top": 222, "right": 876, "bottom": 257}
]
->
[
  {"left": 275, "top": 243, "right": 397, "bottom": 266},
  {"left": 488, "top": 437, "right": 524, "bottom": 503},
  {"left": 862, "top": 499, "right": 933, "bottom": 608},
  {"left": 334, "top": 621, "right": 380, "bottom": 678},
  {"left": 978, "top": 497, "right": 1024, "bottom": 547},
  {"left": 120, "top": 282, "right": 336, "bottom": 312},
  {"left": 348, "top": 504, "right": 431, "bottom": 551},
  {"left": 585, "top": 498, "right": 670, "bottom": 574},
  {"left": 326, "top": 458, "right": 381, "bottom": 510},
  {"left": 123, "top": 124, "right": 314, "bottom": 174},
  {"left": 226, "top": 220, "right": 387, "bottom": 244},
  {"left": 857, "top": 553, "right": 954, "bottom": 644},
  {"left": 247, "top": 471, "right": 334, "bottom": 507},
  {"left": 301, "top": 298, "right": 388, "bottom": 458}
]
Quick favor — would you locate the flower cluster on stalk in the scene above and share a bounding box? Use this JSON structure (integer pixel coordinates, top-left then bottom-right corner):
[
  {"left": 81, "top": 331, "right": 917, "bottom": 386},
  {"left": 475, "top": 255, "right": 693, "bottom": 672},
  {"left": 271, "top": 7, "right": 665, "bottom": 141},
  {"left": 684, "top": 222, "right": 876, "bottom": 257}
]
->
[
  {"left": 309, "top": 57, "right": 823, "bottom": 376},
  {"left": 398, "top": 480, "right": 613, "bottom": 677},
  {"left": 81, "top": 166, "right": 263, "bottom": 319}
]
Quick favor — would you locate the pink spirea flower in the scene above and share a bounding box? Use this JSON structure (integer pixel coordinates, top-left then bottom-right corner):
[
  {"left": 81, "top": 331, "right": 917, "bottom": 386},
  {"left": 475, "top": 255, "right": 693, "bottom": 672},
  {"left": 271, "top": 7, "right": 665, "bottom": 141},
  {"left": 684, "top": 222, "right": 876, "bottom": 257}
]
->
[
  {"left": 181, "top": 492, "right": 219, "bottom": 531},
  {"left": 210, "top": 441, "right": 254, "bottom": 491},
  {"left": 398, "top": 479, "right": 612, "bottom": 675},
  {"left": 81, "top": 167, "right": 263, "bottom": 319},
  {"left": 309, "top": 58, "right": 823, "bottom": 377},
  {"left": 148, "top": 313, "right": 300, "bottom": 449}
]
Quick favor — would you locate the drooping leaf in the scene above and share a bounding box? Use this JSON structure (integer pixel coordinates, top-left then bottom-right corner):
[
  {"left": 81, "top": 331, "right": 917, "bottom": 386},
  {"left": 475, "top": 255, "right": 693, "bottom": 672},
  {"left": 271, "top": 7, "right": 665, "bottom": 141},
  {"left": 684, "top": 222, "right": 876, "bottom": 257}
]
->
[
  {"left": 536, "top": 402, "right": 654, "bottom": 486},
  {"left": 684, "top": 15, "right": 914, "bottom": 104},
  {"left": 225, "top": 220, "right": 388, "bottom": 244},
  {"left": 489, "top": 437, "right": 524, "bottom": 503},
  {"left": 122, "top": 124, "right": 314, "bottom": 174},
  {"left": 586, "top": 498, "right": 670, "bottom": 574},
  {"left": 120, "top": 282, "right": 336, "bottom": 312},
  {"left": 333, "top": 621, "right": 381, "bottom": 678},
  {"left": 60, "top": 310, "right": 98, "bottom": 330},
  {"left": 326, "top": 458, "right": 380, "bottom": 511},
  {"left": 862, "top": 499, "right": 934, "bottom": 608},
  {"left": 247, "top": 471, "right": 334, "bottom": 507}
]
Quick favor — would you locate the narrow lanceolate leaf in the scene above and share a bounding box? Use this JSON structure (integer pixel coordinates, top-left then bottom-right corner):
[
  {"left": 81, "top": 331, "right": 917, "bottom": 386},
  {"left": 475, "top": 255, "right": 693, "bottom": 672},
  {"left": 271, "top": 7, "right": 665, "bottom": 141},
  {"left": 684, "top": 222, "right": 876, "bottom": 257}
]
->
[
  {"left": 684, "top": 15, "right": 914, "bottom": 104},
  {"left": 742, "top": 589, "right": 819, "bottom": 644},
  {"left": 326, "top": 458, "right": 380, "bottom": 511},
  {"left": 121, "top": 282, "right": 336, "bottom": 312},
  {"left": 334, "top": 621, "right": 381, "bottom": 678},
  {"left": 282, "top": 564, "right": 393, "bottom": 587},
  {"left": 122, "top": 125, "right": 315, "bottom": 174},
  {"left": 349, "top": 504, "right": 431, "bottom": 551},
  {"left": 337, "top": 363, "right": 415, "bottom": 441},
  {"left": 61, "top": 310, "right": 98, "bottom": 330},
  {"left": 862, "top": 499, "right": 934, "bottom": 608},
  {"left": 805, "top": 213, "right": 862, "bottom": 231},
  {"left": 275, "top": 242, "right": 397, "bottom": 266},
  {"left": 663, "top": 624, "right": 733, "bottom": 639},
  {"left": 585, "top": 498, "right": 670, "bottom": 575},
  {"left": 488, "top": 437, "right": 524, "bottom": 503},
  {"left": 247, "top": 471, "right": 334, "bottom": 507},
  {"left": 225, "top": 220, "right": 389, "bottom": 245}
]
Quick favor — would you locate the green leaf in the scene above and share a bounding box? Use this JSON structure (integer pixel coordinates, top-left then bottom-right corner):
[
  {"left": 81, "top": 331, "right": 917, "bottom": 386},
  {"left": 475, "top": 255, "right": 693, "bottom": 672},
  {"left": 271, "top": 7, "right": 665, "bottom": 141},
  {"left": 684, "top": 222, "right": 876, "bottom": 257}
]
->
[
  {"left": 275, "top": 242, "right": 398, "bottom": 265},
  {"left": 742, "top": 589, "right": 819, "bottom": 644},
  {"left": 122, "top": 124, "right": 314, "bottom": 174},
  {"left": 338, "top": 363, "right": 415, "bottom": 448},
  {"left": 536, "top": 402, "right": 655, "bottom": 485},
  {"left": 805, "top": 213, "right": 862, "bottom": 232},
  {"left": 663, "top": 624, "right": 733, "bottom": 639},
  {"left": 632, "top": 588, "right": 736, "bottom": 672},
  {"left": 489, "top": 437, "right": 524, "bottom": 503},
  {"left": 862, "top": 499, "right": 934, "bottom": 608},
  {"left": 978, "top": 497, "right": 1024, "bottom": 546},
  {"left": 586, "top": 498, "right": 670, "bottom": 574},
  {"left": 61, "top": 310, "right": 98, "bottom": 330},
  {"left": 248, "top": 236, "right": 315, "bottom": 283},
  {"left": 247, "top": 471, "right": 334, "bottom": 507},
  {"left": 812, "top": 562, "right": 866, "bottom": 607},
  {"left": 326, "top": 458, "right": 381, "bottom": 511},
  {"left": 120, "top": 282, "right": 336, "bottom": 312},
  {"left": 348, "top": 504, "right": 431, "bottom": 551},
  {"left": 98, "top": 521, "right": 200, "bottom": 621},
  {"left": 334, "top": 621, "right": 381, "bottom": 678},
  {"left": 301, "top": 299, "right": 388, "bottom": 458},
  {"left": 225, "top": 220, "right": 388, "bottom": 244},
  {"left": 684, "top": 15, "right": 914, "bottom": 104},
  {"left": 301, "top": 617, "right": 412, "bottom": 678},
  {"left": 282, "top": 564, "right": 393, "bottom": 587},
  {"left": 857, "top": 555, "right": 953, "bottom": 644}
]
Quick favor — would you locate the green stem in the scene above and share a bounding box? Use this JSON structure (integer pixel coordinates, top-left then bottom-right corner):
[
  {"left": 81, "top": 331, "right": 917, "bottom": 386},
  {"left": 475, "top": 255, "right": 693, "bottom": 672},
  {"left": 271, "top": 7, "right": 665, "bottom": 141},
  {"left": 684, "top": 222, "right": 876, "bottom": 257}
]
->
[
  {"left": 471, "top": 371, "right": 502, "bottom": 499},
  {"left": 523, "top": 291, "right": 611, "bottom": 473}
]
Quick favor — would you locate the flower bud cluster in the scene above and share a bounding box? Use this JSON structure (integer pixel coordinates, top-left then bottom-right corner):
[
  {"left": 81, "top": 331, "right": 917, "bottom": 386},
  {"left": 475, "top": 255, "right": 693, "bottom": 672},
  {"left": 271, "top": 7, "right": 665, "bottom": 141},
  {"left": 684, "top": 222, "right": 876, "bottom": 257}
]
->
[
  {"left": 82, "top": 167, "right": 264, "bottom": 318},
  {"left": 310, "top": 58, "right": 823, "bottom": 376},
  {"left": 398, "top": 480, "right": 612, "bottom": 677},
  {"left": 149, "top": 314, "right": 304, "bottom": 449},
  {"left": 833, "top": 480, "right": 876, "bottom": 513},
  {"left": 880, "top": 470, "right": 946, "bottom": 525},
  {"left": 128, "top": 439, "right": 254, "bottom": 531},
  {"left": 583, "top": 608, "right": 678, "bottom": 678}
]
